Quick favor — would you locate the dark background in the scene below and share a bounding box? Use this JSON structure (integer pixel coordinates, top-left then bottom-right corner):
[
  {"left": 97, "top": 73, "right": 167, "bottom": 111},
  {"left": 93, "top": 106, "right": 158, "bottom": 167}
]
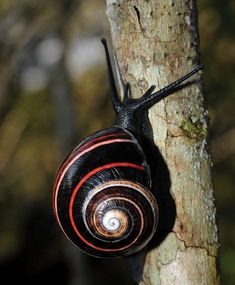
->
[{"left": 0, "top": 0, "right": 234, "bottom": 284}]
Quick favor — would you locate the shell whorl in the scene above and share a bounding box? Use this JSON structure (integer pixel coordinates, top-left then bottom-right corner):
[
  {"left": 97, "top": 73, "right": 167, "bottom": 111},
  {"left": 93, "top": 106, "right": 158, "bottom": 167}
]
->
[{"left": 53, "top": 126, "right": 158, "bottom": 258}]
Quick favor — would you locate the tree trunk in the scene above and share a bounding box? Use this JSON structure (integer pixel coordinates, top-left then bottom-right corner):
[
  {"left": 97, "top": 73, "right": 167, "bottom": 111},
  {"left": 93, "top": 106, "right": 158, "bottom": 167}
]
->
[{"left": 105, "top": 0, "right": 220, "bottom": 284}]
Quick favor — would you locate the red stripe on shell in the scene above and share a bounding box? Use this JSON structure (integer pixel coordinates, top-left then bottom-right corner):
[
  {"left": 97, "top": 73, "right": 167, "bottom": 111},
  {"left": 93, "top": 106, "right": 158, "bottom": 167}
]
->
[
  {"left": 69, "top": 162, "right": 145, "bottom": 253},
  {"left": 55, "top": 131, "right": 129, "bottom": 189},
  {"left": 53, "top": 138, "right": 134, "bottom": 222},
  {"left": 78, "top": 132, "right": 128, "bottom": 153}
]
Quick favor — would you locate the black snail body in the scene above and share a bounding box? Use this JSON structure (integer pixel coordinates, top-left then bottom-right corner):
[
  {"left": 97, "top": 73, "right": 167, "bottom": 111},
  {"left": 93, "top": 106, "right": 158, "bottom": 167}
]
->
[{"left": 53, "top": 38, "right": 202, "bottom": 258}]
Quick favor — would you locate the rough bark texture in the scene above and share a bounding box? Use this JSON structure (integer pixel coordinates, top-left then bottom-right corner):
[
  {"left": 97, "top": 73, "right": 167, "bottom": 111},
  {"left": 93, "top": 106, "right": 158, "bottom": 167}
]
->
[{"left": 105, "top": 0, "right": 220, "bottom": 284}]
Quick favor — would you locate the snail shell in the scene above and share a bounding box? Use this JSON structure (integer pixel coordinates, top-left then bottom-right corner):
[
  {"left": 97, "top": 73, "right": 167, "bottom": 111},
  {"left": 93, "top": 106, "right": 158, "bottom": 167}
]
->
[{"left": 53, "top": 126, "right": 158, "bottom": 258}]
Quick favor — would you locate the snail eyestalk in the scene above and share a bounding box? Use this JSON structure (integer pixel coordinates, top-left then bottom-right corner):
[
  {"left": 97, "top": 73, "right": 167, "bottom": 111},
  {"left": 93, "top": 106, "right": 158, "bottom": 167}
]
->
[
  {"left": 101, "top": 38, "right": 121, "bottom": 113},
  {"left": 133, "top": 64, "right": 203, "bottom": 111}
]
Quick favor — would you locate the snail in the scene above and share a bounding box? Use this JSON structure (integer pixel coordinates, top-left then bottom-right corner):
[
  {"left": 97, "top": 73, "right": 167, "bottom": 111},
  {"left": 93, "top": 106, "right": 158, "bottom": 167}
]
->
[{"left": 53, "top": 38, "right": 202, "bottom": 258}]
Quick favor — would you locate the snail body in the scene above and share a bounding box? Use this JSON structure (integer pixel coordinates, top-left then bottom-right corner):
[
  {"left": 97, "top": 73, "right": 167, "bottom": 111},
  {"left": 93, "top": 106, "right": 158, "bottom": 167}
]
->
[{"left": 53, "top": 39, "right": 202, "bottom": 258}]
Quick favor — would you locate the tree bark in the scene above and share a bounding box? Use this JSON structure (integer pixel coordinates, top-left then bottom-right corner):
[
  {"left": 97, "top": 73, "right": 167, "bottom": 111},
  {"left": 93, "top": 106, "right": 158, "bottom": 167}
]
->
[{"left": 105, "top": 0, "right": 220, "bottom": 284}]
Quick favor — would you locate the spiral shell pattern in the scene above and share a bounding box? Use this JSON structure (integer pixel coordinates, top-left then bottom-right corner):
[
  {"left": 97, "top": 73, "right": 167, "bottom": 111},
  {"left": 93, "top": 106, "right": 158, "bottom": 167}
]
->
[{"left": 53, "top": 126, "right": 158, "bottom": 257}]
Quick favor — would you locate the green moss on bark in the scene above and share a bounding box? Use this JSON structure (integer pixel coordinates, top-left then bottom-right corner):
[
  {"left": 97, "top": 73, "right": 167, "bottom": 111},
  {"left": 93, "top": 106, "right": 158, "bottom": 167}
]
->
[{"left": 181, "top": 117, "right": 207, "bottom": 140}]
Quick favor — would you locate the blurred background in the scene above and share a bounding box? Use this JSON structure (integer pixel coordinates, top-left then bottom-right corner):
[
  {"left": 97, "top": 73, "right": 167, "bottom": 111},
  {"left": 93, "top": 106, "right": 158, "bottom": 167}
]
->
[{"left": 0, "top": 0, "right": 234, "bottom": 284}]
